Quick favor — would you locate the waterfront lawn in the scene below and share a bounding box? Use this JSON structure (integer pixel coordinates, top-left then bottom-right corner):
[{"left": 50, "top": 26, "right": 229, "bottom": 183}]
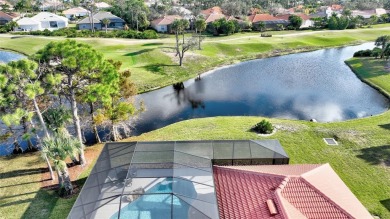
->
[{"left": 1, "top": 25, "right": 390, "bottom": 92}]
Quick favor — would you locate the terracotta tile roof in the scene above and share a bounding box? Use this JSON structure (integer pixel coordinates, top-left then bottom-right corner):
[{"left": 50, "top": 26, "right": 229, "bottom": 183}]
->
[
  {"left": 213, "top": 164, "right": 373, "bottom": 219},
  {"left": 204, "top": 13, "right": 225, "bottom": 23},
  {"left": 275, "top": 13, "right": 311, "bottom": 21},
  {"left": 0, "top": 11, "right": 13, "bottom": 20},
  {"left": 331, "top": 4, "right": 343, "bottom": 11},
  {"left": 248, "top": 14, "right": 280, "bottom": 23},
  {"left": 201, "top": 6, "right": 223, "bottom": 16},
  {"left": 151, "top": 15, "right": 182, "bottom": 26}
]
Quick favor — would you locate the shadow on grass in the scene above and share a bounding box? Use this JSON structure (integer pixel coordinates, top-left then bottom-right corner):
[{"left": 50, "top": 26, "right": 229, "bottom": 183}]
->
[
  {"left": 380, "top": 199, "right": 390, "bottom": 212},
  {"left": 124, "top": 49, "right": 154, "bottom": 57},
  {"left": 357, "top": 145, "right": 390, "bottom": 166},
  {"left": 142, "top": 43, "right": 163, "bottom": 46},
  {"left": 0, "top": 167, "right": 47, "bottom": 180},
  {"left": 378, "top": 123, "right": 390, "bottom": 130},
  {"left": 20, "top": 177, "right": 86, "bottom": 219},
  {"left": 141, "top": 63, "right": 177, "bottom": 74}
]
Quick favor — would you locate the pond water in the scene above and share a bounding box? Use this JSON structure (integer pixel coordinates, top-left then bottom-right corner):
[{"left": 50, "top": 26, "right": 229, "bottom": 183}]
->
[
  {"left": 0, "top": 50, "right": 25, "bottom": 63},
  {"left": 132, "top": 43, "right": 389, "bottom": 135}
]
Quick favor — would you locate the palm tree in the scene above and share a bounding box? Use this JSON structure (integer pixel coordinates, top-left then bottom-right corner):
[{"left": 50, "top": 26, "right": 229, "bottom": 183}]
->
[
  {"left": 195, "top": 18, "right": 207, "bottom": 50},
  {"left": 41, "top": 133, "right": 82, "bottom": 196},
  {"left": 375, "top": 35, "right": 390, "bottom": 59},
  {"left": 102, "top": 18, "right": 111, "bottom": 33}
]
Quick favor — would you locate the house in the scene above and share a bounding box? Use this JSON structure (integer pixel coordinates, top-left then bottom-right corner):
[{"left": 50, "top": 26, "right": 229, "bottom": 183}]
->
[
  {"left": 16, "top": 12, "right": 68, "bottom": 31},
  {"left": 0, "top": 11, "right": 14, "bottom": 25},
  {"left": 310, "top": 6, "right": 334, "bottom": 18},
  {"left": 276, "top": 13, "right": 314, "bottom": 28},
  {"left": 204, "top": 13, "right": 226, "bottom": 23},
  {"left": 94, "top": 2, "right": 111, "bottom": 10},
  {"left": 68, "top": 140, "right": 289, "bottom": 219},
  {"left": 62, "top": 7, "right": 90, "bottom": 19},
  {"left": 150, "top": 15, "right": 181, "bottom": 33},
  {"left": 351, "top": 10, "right": 376, "bottom": 19},
  {"left": 77, "top": 11, "right": 125, "bottom": 30},
  {"left": 248, "top": 13, "right": 289, "bottom": 30},
  {"left": 213, "top": 164, "right": 373, "bottom": 219},
  {"left": 68, "top": 140, "right": 372, "bottom": 219},
  {"left": 331, "top": 4, "right": 343, "bottom": 11},
  {"left": 200, "top": 6, "right": 223, "bottom": 17}
]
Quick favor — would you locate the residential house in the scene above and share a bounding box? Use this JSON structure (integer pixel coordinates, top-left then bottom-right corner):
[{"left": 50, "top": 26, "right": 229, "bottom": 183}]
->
[
  {"left": 331, "top": 4, "right": 343, "bottom": 12},
  {"left": 276, "top": 13, "right": 314, "bottom": 28},
  {"left": 310, "top": 6, "right": 334, "bottom": 18},
  {"left": 77, "top": 11, "right": 125, "bottom": 30},
  {"left": 214, "top": 164, "right": 373, "bottom": 219},
  {"left": 248, "top": 13, "right": 289, "bottom": 30},
  {"left": 94, "top": 2, "right": 111, "bottom": 10},
  {"left": 200, "top": 6, "right": 223, "bottom": 17},
  {"left": 63, "top": 7, "right": 90, "bottom": 19},
  {"left": 150, "top": 15, "right": 182, "bottom": 33},
  {"left": 16, "top": 12, "right": 68, "bottom": 31},
  {"left": 0, "top": 11, "right": 14, "bottom": 25}
]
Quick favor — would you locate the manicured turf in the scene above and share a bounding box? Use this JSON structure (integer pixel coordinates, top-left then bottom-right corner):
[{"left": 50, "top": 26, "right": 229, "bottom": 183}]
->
[{"left": 1, "top": 25, "right": 390, "bottom": 92}]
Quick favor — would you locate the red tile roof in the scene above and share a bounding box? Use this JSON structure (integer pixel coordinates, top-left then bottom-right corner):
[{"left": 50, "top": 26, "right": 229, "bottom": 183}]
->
[
  {"left": 0, "top": 11, "right": 13, "bottom": 20},
  {"left": 213, "top": 164, "right": 373, "bottom": 219},
  {"left": 331, "top": 4, "right": 343, "bottom": 11},
  {"left": 151, "top": 15, "right": 182, "bottom": 26},
  {"left": 201, "top": 6, "right": 223, "bottom": 16},
  {"left": 248, "top": 14, "right": 280, "bottom": 23},
  {"left": 204, "top": 13, "right": 225, "bottom": 23}
]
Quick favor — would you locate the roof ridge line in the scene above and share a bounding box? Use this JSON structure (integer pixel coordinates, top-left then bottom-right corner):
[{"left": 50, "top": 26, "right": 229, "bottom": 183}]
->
[
  {"left": 299, "top": 171, "right": 355, "bottom": 218},
  {"left": 214, "top": 165, "right": 288, "bottom": 178},
  {"left": 274, "top": 178, "right": 293, "bottom": 219}
]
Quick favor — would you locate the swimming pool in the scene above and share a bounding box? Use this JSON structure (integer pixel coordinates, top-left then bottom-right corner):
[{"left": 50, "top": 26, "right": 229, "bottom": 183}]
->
[{"left": 111, "top": 177, "right": 196, "bottom": 219}]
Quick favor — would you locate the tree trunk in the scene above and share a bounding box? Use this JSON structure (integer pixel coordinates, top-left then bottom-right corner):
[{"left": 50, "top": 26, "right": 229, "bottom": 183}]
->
[
  {"left": 21, "top": 116, "right": 36, "bottom": 151},
  {"left": 90, "top": 103, "right": 101, "bottom": 143},
  {"left": 111, "top": 124, "right": 118, "bottom": 141},
  {"left": 198, "top": 32, "right": 202, "bottom": 50},
  {"left": 105, "top": 24, "right": 108, "bottom": 33},
  {"left": 32, "top": 98, "right": 50, "bottom": 139},
  {"left": 31, "top": 121, "right": 55, "bottom": 181},
  {"left": 70, "top": 87, "right": 86, "bottom": 166},
  {"left": 61, "top": 166, "right": 73, "bottom": 196},
  {"left": 57, "top": 168, "right": 63, "bottom": 189}
]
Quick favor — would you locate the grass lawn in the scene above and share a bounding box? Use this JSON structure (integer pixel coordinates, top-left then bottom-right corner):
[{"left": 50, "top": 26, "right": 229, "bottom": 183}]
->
[{"left": 0, "top": 24, "right": 390, "bottom": 92}]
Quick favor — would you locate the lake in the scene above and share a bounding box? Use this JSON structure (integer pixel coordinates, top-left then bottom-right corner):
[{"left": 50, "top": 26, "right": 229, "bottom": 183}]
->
[
  {"left": 0, "top": 50, "right": 25, "bottom": 64},
  {"left": 132, "top": 43, "right": 389, "bottom": 135}
]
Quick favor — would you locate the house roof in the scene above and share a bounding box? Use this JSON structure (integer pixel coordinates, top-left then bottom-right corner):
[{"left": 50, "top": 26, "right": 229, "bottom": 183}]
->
[
  {"left": 331, "top": 4, "right": 343, "bottom": 11},
  {"left": 78, "top": 12, "right": 124, "bottom": 24},
  {"left": 17, "top": 17, "right": 40, "bottom": 25},
  {"left": 63, "top": 7, "right": 89, "bottom": 15},
  {"left": 276, "top": 13, "right": 311, "bottom": 21},
  {"left": 0, "top": 11, "right": 13, "bottom": 20},
  {"left": 32, "top": 12, "right": 68, "bottom": 22},
  {"left": 94, "top": 2, "right": 111, "bottom": 9},
  {"left": 213, "top": 164, "right": 373, "bottom": 219},
  {"left": 151, "top": 15, "right": 182, "bottom": 26},
  {"left": 204, "top": 13, "right": 226, "bottom": 23},
  {"left": 248, "top": 14, "right": 281, "bottom": 23},
  {"left": 201, "top": 6, "right": 223, "bottom": 16}
]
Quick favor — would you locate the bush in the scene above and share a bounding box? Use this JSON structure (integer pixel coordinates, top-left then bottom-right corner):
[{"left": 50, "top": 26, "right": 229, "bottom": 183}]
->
[
  {"left": 353, "top": 49, "right": 373, "bottom": 57},
  {"left": 260, "top": 33, "right": 272, "bottom": 37},
  {"left": 252, "top": 119, "right": 274, "bottom": 134}
]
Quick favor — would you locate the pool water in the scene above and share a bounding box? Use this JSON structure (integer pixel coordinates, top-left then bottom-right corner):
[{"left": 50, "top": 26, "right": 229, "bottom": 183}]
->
[{"left": 111, "top": 178, "right": 194, "bottom": 219}]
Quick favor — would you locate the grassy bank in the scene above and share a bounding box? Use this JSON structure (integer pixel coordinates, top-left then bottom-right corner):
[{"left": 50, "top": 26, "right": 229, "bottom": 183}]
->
[{"left": 1, "top": 25, "right": 390, "bottom": 92}]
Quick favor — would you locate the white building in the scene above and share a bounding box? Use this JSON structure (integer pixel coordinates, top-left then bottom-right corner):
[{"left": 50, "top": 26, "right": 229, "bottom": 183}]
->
[
  {"left": 63, "top": 7, "right": 90, "bottom": 19},
  {"left": 16, "top": 12, "right": 68, "bottom": 31}
]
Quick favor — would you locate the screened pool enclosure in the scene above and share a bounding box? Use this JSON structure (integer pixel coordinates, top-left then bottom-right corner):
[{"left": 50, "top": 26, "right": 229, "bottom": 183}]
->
[{"left": 68, "top": 140, "right": 289, "bottom": 219}]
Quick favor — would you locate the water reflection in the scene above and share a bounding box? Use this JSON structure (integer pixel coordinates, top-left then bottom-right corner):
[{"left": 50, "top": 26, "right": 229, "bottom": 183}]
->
[{"left": 133, "top": 43, "right": 389, "bottom": 135}]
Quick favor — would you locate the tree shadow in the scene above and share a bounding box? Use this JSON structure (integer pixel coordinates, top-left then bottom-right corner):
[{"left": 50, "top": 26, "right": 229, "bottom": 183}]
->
[
  {"left": 0, "top": 167, "right": 48, "bottom": 180},
  {"left": 380, "top": 199, "right": 390, "bottom": 212},
  {"left": 378, "top": 123, "right": 390, "bottom": 130},
  {"left": 124, "top": 49, "right": 154, "bottom": 57},
  {"left": 141, "top": 63, "right": 178, "bottom": 74},
  {"left": 142, "top": 43, "right": 163, "bottom": 46},
  {"left": 356, "top": 145, "right": 390, "bottom": 166}
]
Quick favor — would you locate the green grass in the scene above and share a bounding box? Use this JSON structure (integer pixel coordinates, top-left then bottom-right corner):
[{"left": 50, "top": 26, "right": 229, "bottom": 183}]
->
[
  {"left": 1, "top": 25, "right": 390, "bottom": 92},
  {"left": 0, "top": 145, "right": 104, "bottom": 219}
]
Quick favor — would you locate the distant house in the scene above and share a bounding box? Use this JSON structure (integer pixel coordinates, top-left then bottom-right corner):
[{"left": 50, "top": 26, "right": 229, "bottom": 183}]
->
[
  {"left": 77, "top": 12, "right": 124, "bottom": 30},
  {"left": 248, "top": 13, "right": 289, "bottom": 30},
  {"left": 214, "top": 164, "right": 373, "bottom": 219},
  {"left": 16, "top": 12, "right": 68, "bottom": 31},
  {"left": 200, "top": 6, "right": 223, "bottom": 17},
  {"left": 150, "top": 15, "right": 182, "bottom": 33},
  {"left": 276, "top": 13, "right": 314, "bottom": 28},
  {"left": 63, "top": 7, "right": 90, "bottom": 19},
  {"left": 94, "top": 2, "right": 111, "bottom": 10},
  {"left": 0, "top": 11, "right": 14, "bottom": 25}
]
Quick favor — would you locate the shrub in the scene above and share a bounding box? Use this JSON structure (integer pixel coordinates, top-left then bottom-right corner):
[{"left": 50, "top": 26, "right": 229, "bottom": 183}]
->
[
  {"left": 260, "top": 33, "right": 272, "bottom": 37},
  {"left": 252, "top": 119, "right": 274, "bottom": 134},
  {"left": 353, "top": 49, "right": 373, "bottom": 57}
]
